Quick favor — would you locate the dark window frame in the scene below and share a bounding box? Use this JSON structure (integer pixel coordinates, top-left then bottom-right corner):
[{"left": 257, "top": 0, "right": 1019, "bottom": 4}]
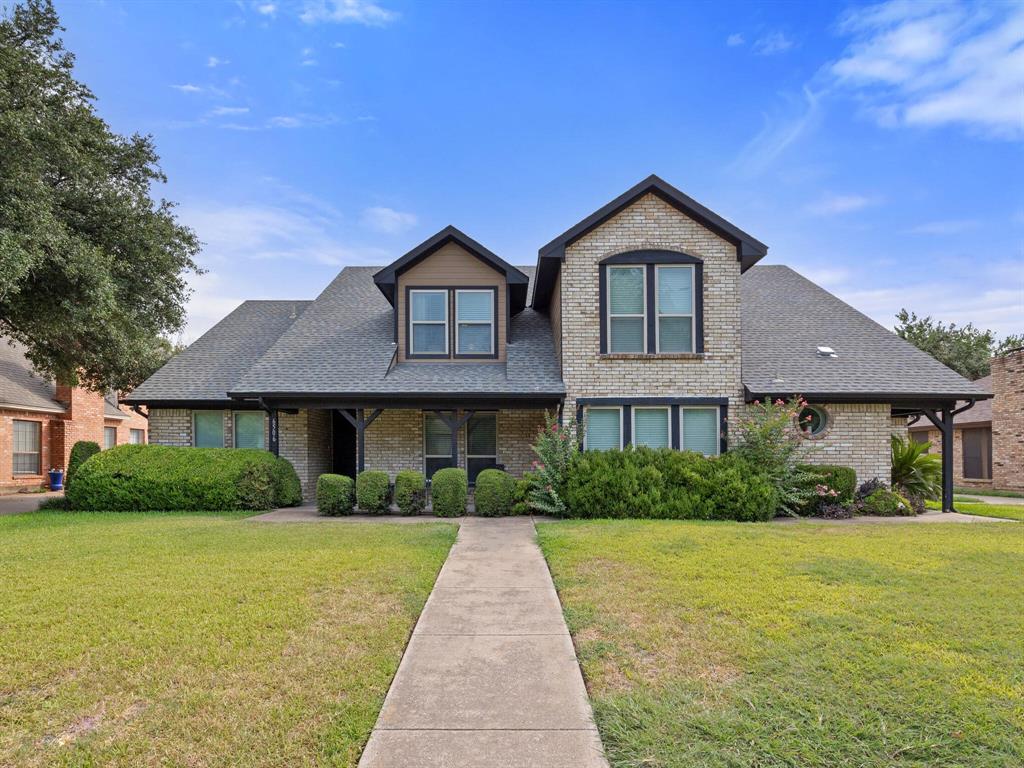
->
[
  {"left": 598, "top": 250, "right": 705, "bottom": 355},
  {"left": 404, "top": 285, "right": 500, "bottom": 361},
  {"left": 577, "top": 397, "right": 727, "bottom": 454}
]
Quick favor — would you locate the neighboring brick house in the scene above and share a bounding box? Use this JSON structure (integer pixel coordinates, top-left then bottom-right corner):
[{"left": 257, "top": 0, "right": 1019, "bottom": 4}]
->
[
  {"left": 908, "top": 350, "right": 1023, "bottom": 491},
  {"left": 1, "top": 340, "right": 148, "bottom": 492},
  {"left": 126, "top": 175, "right": 987, "bottom": 509}
]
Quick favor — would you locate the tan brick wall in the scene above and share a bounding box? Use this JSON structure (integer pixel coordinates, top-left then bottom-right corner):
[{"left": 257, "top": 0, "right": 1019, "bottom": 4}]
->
[
  {"left": 991, "top": 350, "right": 1023, "bottom": 491},
  {"left": 794, "top": 403, "right": 894, "bottom": 486},
  {"left": 279, "top": 409, "right": 332, "bottom": 499},
  {"left": 149, "top": 408, "right": 194, "bottom": 446}
]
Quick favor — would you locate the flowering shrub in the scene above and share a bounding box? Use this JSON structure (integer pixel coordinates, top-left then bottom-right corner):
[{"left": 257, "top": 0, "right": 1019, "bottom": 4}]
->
[{"left": 526, "top": 411, "right": 580, "bottom": 516}]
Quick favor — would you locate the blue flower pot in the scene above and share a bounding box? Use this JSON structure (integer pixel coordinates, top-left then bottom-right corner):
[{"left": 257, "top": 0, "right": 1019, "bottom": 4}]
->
[{"left": 48, "top": 469, "right": 64, "bottom": 491}]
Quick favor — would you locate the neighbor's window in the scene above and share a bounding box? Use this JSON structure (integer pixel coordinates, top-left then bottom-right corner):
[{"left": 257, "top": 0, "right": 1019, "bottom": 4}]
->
[
  {"left": 682, "top": 408, "right": 719, "bottom": 455},
  {"left": 193, "top": 410, "right": 224, "bottom": 448},
  {"left": 410, "top": 289, "right": 448, "bottom": 355},
  {"left": 455, "top": 290, "right": 494, "bottom": 355},
  {"left": 584, "top": 407, "right": 622, "bottom": 451},
  {"left": 797, "top": 406, "right": 829, "bottom": 438},
  {"left": 607, "top": 266, "right": 645, "bottom": 353},
  {"left": 633, "top": 407, "right": 670, "bottom": 449},
  {"left": 129, "top": 428, "right": 145, "bottom": 445},
  {"left": 104, "top": 426, "right": 117, "bottom": 450},
  {"left": 424, "top": 412, "right": 454, "bottom": 479},
  {"left": 233, "top": 412, "right": 265, "bottom": 450},
  {"left": 656, "top": 266, "right": 694, "bottom": 353},
  {"left": 466, "top": 412, "right": 497, "bottom": 483},
  {"left": 12, "top": 420, "right": 41, "bottom": 475}
]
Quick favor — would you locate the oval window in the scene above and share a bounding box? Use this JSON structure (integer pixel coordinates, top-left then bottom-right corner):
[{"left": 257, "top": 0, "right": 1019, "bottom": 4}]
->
[{"left": 798, "top": 406, "right": 829, "bottom": 437}]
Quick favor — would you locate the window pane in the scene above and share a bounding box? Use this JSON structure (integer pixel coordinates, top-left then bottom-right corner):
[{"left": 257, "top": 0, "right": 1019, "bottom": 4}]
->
[
  {"left": 683, "top": 408, "right": 718, "bottom": 456},
  {"left": 609, "top": 267, "right": 644, "bottom": 314},
  {"left": 467, "top": 413, "right": 496, "bottom": 456},
  {"left": 457, "top": 323, "right": 492, "bottom": 354},
  {"left": 130, "top": 429, "right": 145, "bottom": 445},
  {"left": 468, "top": 457, "right": 497, "bottom": 484},
  {"left": 658, "top": 266, "right": 693, "bottom": 314},
  {"left": 456, "top": 291, "right": 493, "bottom": 322},
  {"left": 194, "top": 411, "right": 224, "bottom": 448},
  {"left": 586, "top": 409, "right": 621, "bottom": 451},
  {"left": 610, "top": 317, "right": 644, "bottom": 352},
  {"left": 411, "top": 291, "right": 447, "bottom": 321},
  {"left": 104, "top": 427, "right": 117, "bottom": 449},
  {"left": 424, "top": 413, "right": 452, "bottom": 456},
  {"left": 634, "top": 409, "right": 669, "bottom": 449},
  {"left": 412, "top": 323, "right": 447, "bottom": 353},
  {"left": 426, "top": 457, "right": 455, "bottom": 479},
  {"left": 13, "top": 421, "right": 40, "bottom": 452},
  {"left": 234, "top": 412, "right": 265, "bottom": 449},
  {"left": 658, "top": 317, "right": 693, "bottom": 353}
]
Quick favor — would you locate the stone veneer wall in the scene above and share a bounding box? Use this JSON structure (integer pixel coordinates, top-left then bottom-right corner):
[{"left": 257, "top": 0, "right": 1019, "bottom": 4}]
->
[
  {"left": 991, "top": 350, "right": 1023, "bottom": 491},
  {"left": 795, "top": 403, "right": 894, "bottom": 486}
]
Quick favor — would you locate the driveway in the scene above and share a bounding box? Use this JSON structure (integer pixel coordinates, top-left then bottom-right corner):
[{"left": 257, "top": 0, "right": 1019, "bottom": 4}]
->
[{"left": 0, "top": 491, "right": 61, "bottom": 515}]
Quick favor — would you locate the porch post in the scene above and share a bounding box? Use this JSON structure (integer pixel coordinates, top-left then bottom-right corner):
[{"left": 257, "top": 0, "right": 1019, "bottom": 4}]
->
[
  {"left": 940, "top": 406, "right": 954, "bottom": 513},
  {"left": 357, "top": 408, "right": 366, "bottom": 474},
  {"left": 450, "top": 410, "right": 460, "bottom": 469},
  {"left": 268, "top": 409, "right": 279, "bottom": 456}
]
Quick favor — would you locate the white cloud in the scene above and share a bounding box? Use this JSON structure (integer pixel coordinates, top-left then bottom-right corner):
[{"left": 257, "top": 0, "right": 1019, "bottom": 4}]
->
[
  {"left": 256, "top": 2, "right": 277, "bottom": 15},
  {"left": 754, "top": 31, "right": 794, "bottom": 55},
  {"left": 726, "top": 33, "right": 744, "bottom": 47},
  {"left": 300, "top": 46, "right": 317, "bottom": 66},
  {"left": 171, "top": 83, "right": 203, "bottom": 93},
  {"left": 830, "top": 1, "right": 1024, "bottom": 139},
  {"left": 905, "top": 219, "right": 979, "bottom": 235},
  {"left": 730, "top": 87, "right": 821, "bottom": 174},
  {"left": 209, "top": 106, "right": 250, "bottom": 116},
  {"left": 300, "top": 0, "right": 399, "bottom": 26},
  {"left": 804, "top": 193, "right": 877, "bottom": 216},
  {"left": 361, "top": 206, "right": 418, "bottom": 234},
  {"left": 207, "top": 56, "right": 229, "bottom": 68},
  {"left": 332, "top": 41, "right": 347, "bottom": 48}
]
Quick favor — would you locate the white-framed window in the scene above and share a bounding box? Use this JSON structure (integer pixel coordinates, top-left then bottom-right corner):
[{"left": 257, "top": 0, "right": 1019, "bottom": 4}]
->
[
  {"left": 655, "top": 265, "right": 695, "bottom": 353},
  {"left": 233, "top": 411, "right": 265, "bottom": 449},
  {"left": 584, "top": 407, "right": 623, "bottom": 451},
  {"left": 607, "top": 266, "right": 646, "bottom": 353},
  {"left": 466, "top": 412, "right": 497, "bottom": 483},
  {"left": 129, "top": 428, "right": 145, "bottom": 444},
  {"left": 632, "top": 407, "right": 671, "bottom": 449},
  {"left": 103, "top": 426, "right": 117, "bottom": 450},
  {"left": 455, "top": 290, "right": 495, "bottom": 355},
  {"left": 193, "top": 410, "right": 224, "bottom": 448},
  {"left": 12, "top": 420, "right": 41, "bottom": 475},
  {"left": 409, "top": 289, "right": 449, "bottom": 355},
  {"left": 424, "top": 412, "right": 454, "bottom": 479},
  {"left": 681, "top": 407, "right": 719, "bottom": 456}
]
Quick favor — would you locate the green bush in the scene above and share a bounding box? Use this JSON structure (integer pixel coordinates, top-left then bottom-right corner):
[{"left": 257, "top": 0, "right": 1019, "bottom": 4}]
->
[
  {"left": 356, "top": 470, "right": 391, "bottom": 513},
  {"left": 65, "top": 440, "right": 100, "bottom": 488},
  {"left": 317, "top": 474, "right": 354, "bottom": 516},
  {"left": 798, "top": 463, "right": 857, "bottom": 514},
  {"left": 66, "top": 445, "right": 284, "bottom": 511},
  {"left": 512, "top": 474, "right": 533, "bottom": 516},
  {"left": 272, "top": 456, "right": 303, "bottom": 507},
  {"left": 394, "top": 470, "right": 426, "bottom": 515},
  {"left": 474, "top": 469, "right": 516, "bottom": 517},
  {"left": 561, "top": 447, "right": 778, "bottom": 522},
  {"left": 431, "top": 467, "right": 467, "bottom": 517},
  {"left": 861, "top": 487, "right": 914, "bottom": 516}
]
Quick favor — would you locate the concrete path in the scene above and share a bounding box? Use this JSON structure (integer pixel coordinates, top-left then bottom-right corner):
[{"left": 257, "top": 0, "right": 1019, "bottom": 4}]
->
[
  {"left": 359, "top": 516, "right": 608, "bottom": 768},
  {"left": 965, "top": 494, "right": 1024, "bottom": 506},
  {"left": 0, "top": 491, "right": 61, "bottom": 515}
]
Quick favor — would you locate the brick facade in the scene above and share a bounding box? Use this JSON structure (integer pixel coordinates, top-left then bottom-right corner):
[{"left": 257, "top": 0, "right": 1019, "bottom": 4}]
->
[
  {"left": 991, "top": 351, "right": 1023, "bottom": 491},
  {"left": 795, "top": 403, "right": 894, "bottom": 485}
]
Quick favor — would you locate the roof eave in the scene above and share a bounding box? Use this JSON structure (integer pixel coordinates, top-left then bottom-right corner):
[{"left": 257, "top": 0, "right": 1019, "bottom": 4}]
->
[{"left": 743, "top": 386, "right": 994, "bottom": 406}]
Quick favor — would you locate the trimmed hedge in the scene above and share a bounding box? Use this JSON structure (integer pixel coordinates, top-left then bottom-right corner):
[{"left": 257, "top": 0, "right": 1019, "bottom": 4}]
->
[
  {"left": 65, "top": 440, "right": 100, "bottom": 488},
  {"left": 562, "top": 447, "right": 779, "bottom": 522},
  {"left": 474, "top": 469, "right": 515, "bottom": 517},
  {"left": 394, "top": 470, "right": 426, "bottom": 515},
  {"left": 317, "top": 474, "right": 354, "bottom": 516},
  {"left": 272, "top": 457, "right": 303, "bottom": 507},
  {"left": 65, "top": 445, "right": 299, "bottom": 511},
  {"left": 431, "top": 468, "right": 467, "bottom": 517},
  {"left": 798, "top": 463, "right": 857, "bottom": 515},
  {"left": 861, "top": 487, "right": 914, "bottom": 516},
  {"left": 356, "top": 470, "right": 391, "bottom": 513},
  {"left": 512, "top": 474, "right": 533, "bottom": 516}
]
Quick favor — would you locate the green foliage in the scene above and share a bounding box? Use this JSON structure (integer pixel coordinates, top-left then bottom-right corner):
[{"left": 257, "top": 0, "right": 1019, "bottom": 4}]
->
[
  {"left": 65, "top": 445, "right": 283, "bottom": 511},
  {"left": 65, "top": 440, "right": 100, "bottom": 488},
  {"left": 511, "top": 474, "right": 533, "bottom": 516},
  {"left": 561, "top": 448, "right": 778, "bottom": 522},
  {"left": 891, "top": 434, "right": 942, "bottom": 500},
  {"left": 316, "top": 474, "right": 354, "bottom": 516},
  {"left": 474, "top": 469, "right": 516, "bottom": 517},
  {"left": 798, "top": 464, "right": 857, "bottom": 515},
  {"left": 394, "top": 470, "right": 426, "bottom": 516},
  {"left": 271, "top": 457, "right": 302, "bottom": 507},
  {"left": 527, "top": 411, "right": 579, "bottom": 515},
  {"left": 431, "top": 468, "right": 467, "bottom": 518},
  {"left": 0, "top": 0, "right": 201, "bottom": 392},
  {"left": 355, "top": 470, "right": 391, "bottom": 513},
  {"left": 861, "top": 487, "right": 914, "bottom": 516},
  {"left": 895, "top": 309, "right": 1023, "bottom": 381}
]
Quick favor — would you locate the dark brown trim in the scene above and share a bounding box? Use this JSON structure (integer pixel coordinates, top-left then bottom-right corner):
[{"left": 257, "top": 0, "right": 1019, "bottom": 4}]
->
[
  {"left": 600, "top": 249, "right": 705, "bottom": 265},
  {"left": 121, "top": 399, "right": 265, "bottom": 410},
  {"left": 453, "top": 286, "right": 500, "bottom": 360},
  {"left": 575, "top": 396, "right": 728, "bottom": 453},
  {"left": 744, "top": 386, "right": 993, "bottom": 406},
  {"left": 598, "top": 266, "right": 607, "bottom": 354},
  {"left": 404, "top": 285, "right": 500, "bottom": 360}
]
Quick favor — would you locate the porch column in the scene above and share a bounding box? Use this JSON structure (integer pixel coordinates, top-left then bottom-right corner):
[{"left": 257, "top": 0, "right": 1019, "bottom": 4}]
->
[
  {"left": 432, "top": 410, "right": 474, "bottom": 469},
  {"left": 337, "top": 408, "right": 384, "bottom": 474},
  {"left": 268, "top": 409, "right": 279, "bottom": 456},
  {"left": 923, "top": 405, "right": 955, "bottom": 513}
]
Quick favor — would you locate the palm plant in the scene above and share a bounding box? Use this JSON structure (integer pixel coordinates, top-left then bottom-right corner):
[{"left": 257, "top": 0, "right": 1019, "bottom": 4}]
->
[{"left": 891, "top": 434, "right": 942, "bottom": 500}]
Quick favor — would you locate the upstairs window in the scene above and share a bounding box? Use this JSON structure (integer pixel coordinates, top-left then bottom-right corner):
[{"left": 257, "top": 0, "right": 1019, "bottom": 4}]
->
[
  {"left": 656, "top": 266, "right": 694, "bottom": 353},
  {"left": 455, "top": 290, "right": 495, "bottom": 356},
  {"left": 410, "top": 290, "right": 448, "bottom": 355},
  {"left": 104, "top": 426, "right": 117, "bottom": 449},
  {"left": 607, "top": 266, "right": 646, "bottom": 353},
  {"left": 129, "top": 428, "right": 145, "bottom": 444}
]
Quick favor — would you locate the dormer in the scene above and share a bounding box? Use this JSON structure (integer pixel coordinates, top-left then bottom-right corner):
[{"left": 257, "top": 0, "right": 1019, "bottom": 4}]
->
[{"left": 373, "top": 226, "right": 530, "bottom": 363}]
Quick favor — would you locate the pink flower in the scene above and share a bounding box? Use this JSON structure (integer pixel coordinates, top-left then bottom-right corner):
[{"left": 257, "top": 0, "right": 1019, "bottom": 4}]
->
[
  {"left": 753, "top": 399, "right": 760, "bottom": 405},
  {"left": 550, "top": 424, "right": 558, "bottom": 433},
  {"left": 775, "top": 398, "right": 784, "bottom": 406}
]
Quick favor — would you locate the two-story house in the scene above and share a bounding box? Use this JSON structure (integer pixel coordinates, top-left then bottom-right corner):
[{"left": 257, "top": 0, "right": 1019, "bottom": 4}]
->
[{"left": 126, "top": 176, "right": 988, "bottom": 511}]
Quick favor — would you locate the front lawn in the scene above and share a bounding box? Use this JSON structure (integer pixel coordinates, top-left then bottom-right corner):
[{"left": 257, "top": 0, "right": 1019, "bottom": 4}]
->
[
  {"left": 0, "top": 512, "right": 456, "bottom": 767},
  {"left": 538, "top": 520, "right": 1024, "bottom": 767}
]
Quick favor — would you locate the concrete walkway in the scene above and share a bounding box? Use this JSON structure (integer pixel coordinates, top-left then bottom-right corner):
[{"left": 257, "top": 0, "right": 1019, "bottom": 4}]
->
[
  {"left": 0, "top": 491, "right": 62, "bottom": 515},
  {"left": 965, "top": 494, "right": 1024, "bottom": 506},
  {"left": 359, "top": 516, "right": 608, "bottom": 768}
]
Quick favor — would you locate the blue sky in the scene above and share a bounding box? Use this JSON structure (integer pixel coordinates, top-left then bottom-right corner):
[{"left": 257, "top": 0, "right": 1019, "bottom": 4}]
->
[{"left": 55, "top": 0, "right": 1022, "bottom": 341}]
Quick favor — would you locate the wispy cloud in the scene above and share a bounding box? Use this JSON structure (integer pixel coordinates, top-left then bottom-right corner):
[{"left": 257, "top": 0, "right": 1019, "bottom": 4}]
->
[
  {"left": 300, "top": 46, "right": 317, "bottom": 66},
  {"left": 171, "top": 83, "right": 203, "bottom": 94},
  {"left": 207, "top": 56, "right": 229, "bottom": 68},
  {"left": 209, "top": 106, "right": 250, "bottom": 116},
  {"left": 255, "top": 2, "right": 277, "bottom": 15},
  {"left": 361, "top": 206, "right": 418, "bottom": 234},
  {"left": 804, "top": 193, "right": 878, "bottom": 216},
  {"left": 906, "top": 219, "right": 979, "bottom": 235},
  {"left": 726, "top": 33, "right": 744, "bottom": 47},
  {"left": 754, "top": 31, "right": 794, "bottom": 55},
  {"left": 300, "top": 0, "right": 399, "bottom": 26},
  {"left": 730, "top": 87, "right": 821, "bottom": 175}
]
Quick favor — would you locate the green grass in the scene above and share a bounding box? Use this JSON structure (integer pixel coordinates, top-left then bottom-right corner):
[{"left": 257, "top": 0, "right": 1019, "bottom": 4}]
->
[
  {"left": 0, "top": 511, "right": 456, "bottom": 767},
  {"left": 538, "top": 520, "right": 1024, "bottom": 767},
  {"left": 926, "top": 500, "right": 1024, "bottom": 522},
  {"left": 955, "top": 486, "right": 1024, "bottom": 499}
]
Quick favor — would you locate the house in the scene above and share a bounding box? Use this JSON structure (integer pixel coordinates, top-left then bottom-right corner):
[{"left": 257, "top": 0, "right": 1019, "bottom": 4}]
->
[
  {"left": 126, "top": 175, "right": 988, "bottom": 511},
  {"left": 908, "top": 350, "right": 1023, "bottom": 492},
  {"left": 1, "top": 339, "right": 148, "bottom": 492}
]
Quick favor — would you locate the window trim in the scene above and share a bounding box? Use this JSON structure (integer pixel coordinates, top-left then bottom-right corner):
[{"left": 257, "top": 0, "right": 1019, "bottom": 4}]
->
[
  {"left": 796, "top": 405, "right": 830, "bottom": 440},
  {"left": 233, "top": 410, "right": 266, "bottom": 450},
  {"left": 129, "top": 428, "right": 145, "bottom": 445},
  {"left": 12, "top": 419, "right": 42, "bottom": 475},
  {"left": 577, "top": 397, "right": 727, "bottom": 454},
  {"left": 631, "top": 406, "right": 672, "bottom": 450},
  {"left": 583, "top": 406, "right": 624, "bottom": 451},
  {"left": 680, "top": 406, "right": 721, "bottom": 456},
  {"left": 423, "top": 411, "right": 455, "bottom": 477},
  {"left": 192, "top": 410, "right": 225, "bottom": 448},
  {"left": 654, "top": 265, "right": 696, "bottom": 354},
  {"left": 606, "top": 265, "right": 647, "bottom": 354},
  {"left": 408, "top": 288, "right": 450, "bottom": 358},
  {"left": 103, "top": 426, "right": 117, "bottom": 450},
  {"left": 454, "top": 288, "right": 498, "bottom": 358}
]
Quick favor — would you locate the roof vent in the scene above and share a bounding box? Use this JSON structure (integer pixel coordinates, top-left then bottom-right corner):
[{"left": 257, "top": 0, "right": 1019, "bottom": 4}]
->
[{"left": 816, "top": 346, "right": 838, "bottom": 358}]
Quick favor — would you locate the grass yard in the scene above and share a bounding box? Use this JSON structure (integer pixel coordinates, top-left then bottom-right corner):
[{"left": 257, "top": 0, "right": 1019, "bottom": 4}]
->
[
  {"left": 538, "top": 520, "right": 1024, "bottom": 768},
  {"left": 0, "top": 511, "right": 456, "bottom": 767},
  {"left": 925, "top": 499, "right": 1024, "bottom": 522}
]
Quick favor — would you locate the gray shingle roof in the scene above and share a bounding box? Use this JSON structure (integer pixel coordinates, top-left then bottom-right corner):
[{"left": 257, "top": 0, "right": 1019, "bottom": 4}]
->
[
  {"left": 124, "top": 300, "right": 311, "bottom": 404},
  {"left": 908, "top": 375, "right": 993, "bottom": 429},
  {"left": 104, "top": 394, "right": 129, "bottom": 419},
  {"left": 741, "top": 266, "right": 990, "bottom": 401},
  {"left": 0, "top": 339, "right": 64, "bottom": 412}
]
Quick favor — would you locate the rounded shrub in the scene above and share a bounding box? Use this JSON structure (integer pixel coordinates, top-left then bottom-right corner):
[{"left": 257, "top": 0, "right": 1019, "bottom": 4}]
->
[
  {"left": 66, "top": 445, "right": 281, "bottom": 511},
  {"left": 356, "top": 470, "right": 391, "bottom": 513},
  {"left": 272, "top": 457, "right": 303, "bottom": 507},
  {"left": 394, "top": 470, "right": 426, "bottom": 515},
  {"left": 798, "top": 463, "right": 857, "bottom": 514},
  {"left": 431, "top": 467, "right": 467, "bottom": 517},
  {"left": 474, "top": 469, "right": 515, "bottom": 517},
  {"left": 65, "top": 440, "right": 100, "bottom": 489},
  {"left": 317, "top": 474, "right": 354, "bottom": 516},
  {"left": 861, "top": 487, "right": 914, "bottom": 516}
]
